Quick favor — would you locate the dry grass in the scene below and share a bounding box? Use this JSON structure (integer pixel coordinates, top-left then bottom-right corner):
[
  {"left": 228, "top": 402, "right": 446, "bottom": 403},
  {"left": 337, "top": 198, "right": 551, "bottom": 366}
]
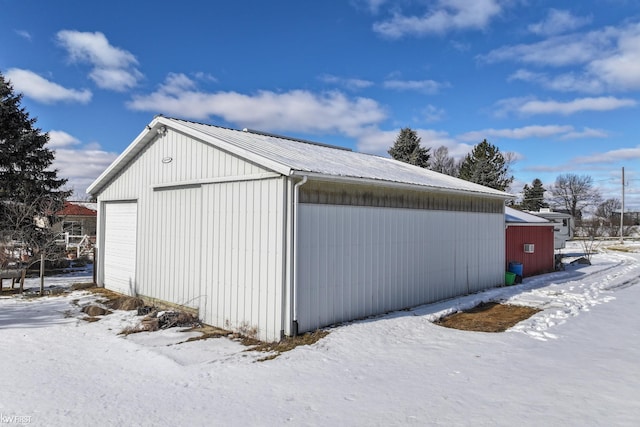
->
[
  {"left": 247, "top": 330, "right": 330, "bottom": 361},
  {"left": 70, "top": 282, "right": 96, "bottom": 291},
  {"left": 606, "top": 245, "right": 638, "bottom": 253},
  {"left": 182, "top": 325, "right": 232, "bottom": 342},
  {"left": 105, "top": 296, "right": 145, "bottom": 311},
  {"left": 435, "top": 302, "right": 541, "bottom": 332}
]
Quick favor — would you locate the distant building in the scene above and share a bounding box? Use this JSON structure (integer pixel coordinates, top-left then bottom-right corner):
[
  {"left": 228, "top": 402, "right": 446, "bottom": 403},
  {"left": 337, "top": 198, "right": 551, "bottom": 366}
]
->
[
  {"left": 505, "top": 207, "right": 555, "bottom": 277},
  {"left": 53, "top": 201, "right": 97, "bottom": 258}
]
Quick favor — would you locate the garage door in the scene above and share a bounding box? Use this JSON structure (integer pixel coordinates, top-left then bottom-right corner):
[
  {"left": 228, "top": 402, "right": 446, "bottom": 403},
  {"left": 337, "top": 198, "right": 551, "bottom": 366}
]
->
[{"left": 103, "top": 202, "right": 138, "bottom": 295}]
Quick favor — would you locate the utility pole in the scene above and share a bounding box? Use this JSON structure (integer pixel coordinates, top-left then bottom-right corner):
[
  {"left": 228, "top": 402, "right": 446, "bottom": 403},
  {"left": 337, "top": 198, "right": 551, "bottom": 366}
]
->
[{"left": 620, "top": 166, "right": 625, "bottom": 244}]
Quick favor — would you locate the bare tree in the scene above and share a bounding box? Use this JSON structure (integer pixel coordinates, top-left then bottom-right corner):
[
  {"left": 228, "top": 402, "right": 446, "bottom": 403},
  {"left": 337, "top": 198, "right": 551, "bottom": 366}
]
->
[
  {"left": 429, "top": 146, "right": 459, "bottom": 176},
  {"left": 594, "top": 198, "right": 622, "bottom": 237},
  {"left": 549, "top": 174, "right": 602, "bottom": 220},
  {"left": 0, "top": 194, "right": 65, "bottom": 268},
  {"left": 574, "top": 218, "right": 601, "bottom": 263}
]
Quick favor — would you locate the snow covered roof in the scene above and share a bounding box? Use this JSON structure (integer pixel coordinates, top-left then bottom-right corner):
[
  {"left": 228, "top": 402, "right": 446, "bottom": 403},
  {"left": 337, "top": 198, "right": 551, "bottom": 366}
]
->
[
  {"left": 505, "top": 206, "right": 551, "bottom": 224},
  {"left": 88, "top": 116, "right": 513, "bottom": 199}
]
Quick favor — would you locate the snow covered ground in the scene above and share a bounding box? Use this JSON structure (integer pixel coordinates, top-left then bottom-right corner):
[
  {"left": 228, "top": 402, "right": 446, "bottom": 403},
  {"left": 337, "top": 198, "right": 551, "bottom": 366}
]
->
[{"left": 1, "top": 241, "right": 639, "bottom": 426}]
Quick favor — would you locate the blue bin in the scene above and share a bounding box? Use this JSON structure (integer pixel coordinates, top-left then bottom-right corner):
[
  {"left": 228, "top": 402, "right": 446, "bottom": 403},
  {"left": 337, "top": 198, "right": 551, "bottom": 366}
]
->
[{"left": 508, "top": 262, "right": 523, "bottom": 277}]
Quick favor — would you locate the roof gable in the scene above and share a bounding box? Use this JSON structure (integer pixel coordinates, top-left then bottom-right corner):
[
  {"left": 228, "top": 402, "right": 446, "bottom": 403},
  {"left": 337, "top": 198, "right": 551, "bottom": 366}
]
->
[
  {"left": 88, "top": 116, "right": 513, "bottom": 200},
  {"left": 57, "top": 201, "right": 97, "bottom": 217}
]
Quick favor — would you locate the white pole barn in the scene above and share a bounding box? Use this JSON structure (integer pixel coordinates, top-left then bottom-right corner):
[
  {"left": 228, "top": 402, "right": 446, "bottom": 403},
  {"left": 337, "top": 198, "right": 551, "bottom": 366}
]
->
[{"left": 88, "top": 116, "right": 511, "bottom": 341}]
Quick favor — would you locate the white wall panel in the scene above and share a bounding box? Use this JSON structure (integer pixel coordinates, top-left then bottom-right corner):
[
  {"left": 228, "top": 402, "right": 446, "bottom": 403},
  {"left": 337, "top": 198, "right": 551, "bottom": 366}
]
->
[
  {"left": 96, "top": 129, "right": 284, "bottom": 341},
  {"left": 200, "top": 177, "right": 286, "bottom": 341},
  {"left": 141, "top": 187, "right": 202, "bottom": 310},
  {"left": 296, "top": 204, "right": 505, "bottom": 333}
]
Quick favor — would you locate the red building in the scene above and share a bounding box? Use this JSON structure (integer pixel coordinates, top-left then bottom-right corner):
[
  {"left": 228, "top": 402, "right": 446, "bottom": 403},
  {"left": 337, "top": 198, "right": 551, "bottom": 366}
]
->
[{"left": 505, "top": 207, "right": 555, "bottom": 278}]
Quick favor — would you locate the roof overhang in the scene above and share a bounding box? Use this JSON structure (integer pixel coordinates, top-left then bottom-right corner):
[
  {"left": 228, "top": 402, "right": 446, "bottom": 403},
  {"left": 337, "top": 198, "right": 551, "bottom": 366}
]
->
[{"left": 290, "top": 171, "right": 514, "bottom": 200}]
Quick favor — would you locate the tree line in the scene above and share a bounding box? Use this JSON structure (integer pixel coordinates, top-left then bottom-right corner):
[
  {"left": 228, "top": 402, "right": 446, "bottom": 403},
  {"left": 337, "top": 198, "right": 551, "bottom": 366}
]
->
[
  {"left": 388, "top": 128, "right": 625, "bottom": 230},
  {"left": 388, "top": 127, "right": 514, "bottom": 191},
  {"left": 0, "top": 68, "right": 632, "bottom": 267}
]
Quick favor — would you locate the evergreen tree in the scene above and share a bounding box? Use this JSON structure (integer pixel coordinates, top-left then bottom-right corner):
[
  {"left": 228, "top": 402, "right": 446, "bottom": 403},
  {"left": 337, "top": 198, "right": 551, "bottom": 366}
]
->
[
  {"left": 521, "top": 178, "right": 548, "bottom": 211},
  {"left": 0, "top": 72, "right": 70, "bottom": 256},
  {"left": 458, "top": 139, "right": 513, "bottom": 191},
  {"left": 388, "top": 127, "right": 430, "bottom": 168}
]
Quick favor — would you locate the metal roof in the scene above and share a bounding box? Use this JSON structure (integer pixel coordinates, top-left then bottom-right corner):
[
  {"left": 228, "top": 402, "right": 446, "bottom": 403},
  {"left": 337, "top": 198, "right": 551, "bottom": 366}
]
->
[
  {"left": 505, "top": 206, "right": 551, "bottom": 224},
  {"left": 88, "top": 116, "right": 514, "bottom": 199}
]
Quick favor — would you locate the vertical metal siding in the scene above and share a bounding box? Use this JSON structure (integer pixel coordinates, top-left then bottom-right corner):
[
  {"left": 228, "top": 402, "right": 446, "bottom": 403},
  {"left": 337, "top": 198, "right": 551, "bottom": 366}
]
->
[
  {"left": 200, "top": 177, "right": 285, "bottom": 341},
  {"left": 506, "top": 226, "right": 555, "bottom": 277},
  {"left": 97, "top": 129, "right": 284, "bottom": 341},
  {"left": 296, "top": 204, "right": 505, "bottom": 333},
  {"left": 142, "top": 187, "right": 202, "bottom": 309}
]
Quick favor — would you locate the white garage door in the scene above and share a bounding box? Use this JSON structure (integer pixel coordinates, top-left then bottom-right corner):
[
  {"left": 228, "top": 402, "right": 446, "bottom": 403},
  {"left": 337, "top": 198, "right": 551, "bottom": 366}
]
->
[{"left": 103, "top": 202, "right": 138, "bottom": 295}]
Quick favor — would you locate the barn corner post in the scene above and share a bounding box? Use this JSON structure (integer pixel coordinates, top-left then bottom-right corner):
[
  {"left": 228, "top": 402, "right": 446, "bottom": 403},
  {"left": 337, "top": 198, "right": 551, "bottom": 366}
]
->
[{"left": 291, "top": 175, "right": 308, "bottom": 337}]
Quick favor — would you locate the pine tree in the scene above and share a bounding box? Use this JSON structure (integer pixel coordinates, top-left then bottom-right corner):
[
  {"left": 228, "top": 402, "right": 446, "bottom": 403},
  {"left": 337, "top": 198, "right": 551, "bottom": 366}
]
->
[
  {"left": 458, "top": 139, "right": 513, "bottom": 191},
  {"left": 388, "top": 127, "right": 430, "bottom": 168},
  {"left": 521, "top": 178, "right": 548, "bottom": 211},
  {"left": 0, "top": 72, "right": 70, "bottom": 256}
]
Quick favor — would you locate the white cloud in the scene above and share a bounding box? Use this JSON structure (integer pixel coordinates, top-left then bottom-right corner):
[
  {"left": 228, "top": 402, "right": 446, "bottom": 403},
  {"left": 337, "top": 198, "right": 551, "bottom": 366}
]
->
[
  {"left": 559, "top": 127, "right": 609, "bottom": 140},
  {"left": 373, "top": 0, "right": 503, "bottom": 38},
  {"left": 193, "top": 72, "right": 218, "bottom": 83},
  {"left": 528, "top": 9, "right": 591, "bottom": 36},
  {"left": 458, "top": 125, "right": 575, "bottom": 142},
  {"left": 354, "top": 0, "right": 388, "bottom": 14},
  {"left": 588, "top": 28, "right": 640, "bottom": 91},
  {"left": 383, "top": 79, "right": 449, "bottom": 94},
  {"left": 56, "top": 30, "right": 142, "bottom": 92},
  {"left": 494, "top": 96, "right": 637, "bottom": 116},
  {"left": 480, "top": 31, "right": 611, "bottom": 67},
  {"left": 521, "top": 97, "right": 636, "bottom": 115},
  {"left": 422, "top": 104, "right": 446, "bottom": 123},
  {"left": 573, "top": 145, "right": 640, "bottom": 164},
  {"left": 89, "top": 68, "right": 143, "bottom": 92},
  {"left": 508, "top": 69, "right": 605, "bottom": 94},
  {"left": 5, "top": 68, "right": 92, "bottom": 104},
  {"left": 57, "top": 30, "right": 136, "bottom": 68},
  {"left": 319, "top": 74, "right": 374, "bottom": 90},
  {"left": 48, "top": 130, "right": 81, "bottom": 148},
  {"left": 127, "top": 74, "right": 387, "bottom": 137},
  {"left": 15, "top": 30, "right": 31, "bottom": 41},
  {"left": 482, "top": 22, "right": 640, "bottom": 93},
  {"left": 52, "top": 141, "right": 119, "bottom": 197}
]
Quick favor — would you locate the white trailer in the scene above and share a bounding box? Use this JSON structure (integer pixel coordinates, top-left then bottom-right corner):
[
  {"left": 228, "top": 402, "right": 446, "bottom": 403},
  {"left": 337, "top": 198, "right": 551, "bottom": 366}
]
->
[{"left": 527, "top": 208, "right": 574, "bottom": 249}]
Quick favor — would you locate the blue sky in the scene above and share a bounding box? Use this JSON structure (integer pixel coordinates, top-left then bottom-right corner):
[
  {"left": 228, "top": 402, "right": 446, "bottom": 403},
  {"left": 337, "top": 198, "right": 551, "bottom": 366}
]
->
[{"left": 1, "top": 0, "right": 639, "bottom": 210}]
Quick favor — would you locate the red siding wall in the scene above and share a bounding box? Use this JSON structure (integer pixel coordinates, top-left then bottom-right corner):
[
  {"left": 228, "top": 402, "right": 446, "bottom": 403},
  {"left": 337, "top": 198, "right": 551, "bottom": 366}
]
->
[{"left": 505, "top": 225, "right": 555, "bottom": 277}]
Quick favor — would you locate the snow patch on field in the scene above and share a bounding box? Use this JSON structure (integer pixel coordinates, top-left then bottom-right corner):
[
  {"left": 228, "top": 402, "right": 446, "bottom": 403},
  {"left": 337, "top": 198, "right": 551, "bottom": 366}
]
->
[{"left": 1, "top": 242, "right": 640, "bottom": 426}]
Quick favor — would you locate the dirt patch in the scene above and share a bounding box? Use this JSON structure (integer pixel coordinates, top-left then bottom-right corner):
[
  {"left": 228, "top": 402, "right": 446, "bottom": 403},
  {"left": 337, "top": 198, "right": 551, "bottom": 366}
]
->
[{"left": 435, "top": 302, "right": 541, "bottom": 332}]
